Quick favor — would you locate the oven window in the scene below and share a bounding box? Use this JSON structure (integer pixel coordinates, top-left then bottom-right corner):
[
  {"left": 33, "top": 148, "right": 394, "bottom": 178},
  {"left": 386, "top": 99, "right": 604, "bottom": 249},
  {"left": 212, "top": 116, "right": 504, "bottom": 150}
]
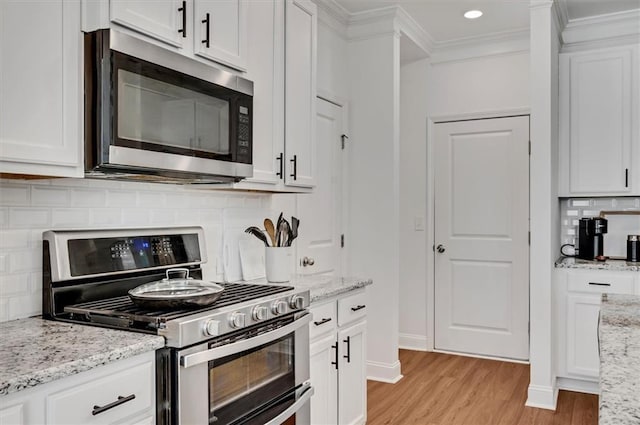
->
[
  {"left": 209, "top": 334, "right": 295, "bottom": 425},
  {"left": 115, "top": 65, "right": 232, "bottom": 159}
]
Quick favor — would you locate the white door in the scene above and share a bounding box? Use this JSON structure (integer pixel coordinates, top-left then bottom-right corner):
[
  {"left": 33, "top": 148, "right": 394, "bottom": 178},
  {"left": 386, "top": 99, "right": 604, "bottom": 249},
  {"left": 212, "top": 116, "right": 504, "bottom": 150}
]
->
[
  {"left": 296, "top": 99, "right": 343, "bottom": 275},
  {"left": 434, "top": 116, "right": 530, "bottom": 360}
]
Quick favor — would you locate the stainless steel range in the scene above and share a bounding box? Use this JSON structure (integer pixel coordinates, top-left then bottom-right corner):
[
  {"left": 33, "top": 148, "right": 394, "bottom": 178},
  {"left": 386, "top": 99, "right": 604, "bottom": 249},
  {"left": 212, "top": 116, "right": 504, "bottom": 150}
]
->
[{"left": 42, "top": 227, "right": 312, "bottom": 425}]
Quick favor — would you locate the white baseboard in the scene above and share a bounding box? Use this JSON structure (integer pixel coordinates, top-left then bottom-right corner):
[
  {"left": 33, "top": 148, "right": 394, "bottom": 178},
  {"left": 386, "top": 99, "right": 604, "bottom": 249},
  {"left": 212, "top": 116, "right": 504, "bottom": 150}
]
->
[
  {"left": 556, "top": 377, "right": 599, "bottom": 395},
  {"left": 399, "top": 333, "right": 429, "bottom": 351},
  {"left": 366, "top": 360, "right": 403, "bottom": 383},
  {"left": 526, "top": 384, "right": 559, "bottom": 410}
]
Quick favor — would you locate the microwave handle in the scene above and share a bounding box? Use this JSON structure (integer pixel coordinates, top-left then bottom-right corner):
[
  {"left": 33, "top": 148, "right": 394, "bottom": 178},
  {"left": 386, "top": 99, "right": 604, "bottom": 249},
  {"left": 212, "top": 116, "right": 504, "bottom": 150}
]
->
[
  {"left": 180, "top": 313, "right": 311, "bottom": 368},
  {"left": 264, "top": 382, "right": 314, "bottom": 425}
]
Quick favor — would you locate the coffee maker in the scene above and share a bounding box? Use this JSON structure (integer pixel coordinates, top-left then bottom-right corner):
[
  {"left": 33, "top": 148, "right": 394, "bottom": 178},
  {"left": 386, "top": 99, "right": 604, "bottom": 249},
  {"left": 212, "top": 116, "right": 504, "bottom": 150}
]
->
[{"left": 577, "top": 217, "right": 608, "bottom": 260}]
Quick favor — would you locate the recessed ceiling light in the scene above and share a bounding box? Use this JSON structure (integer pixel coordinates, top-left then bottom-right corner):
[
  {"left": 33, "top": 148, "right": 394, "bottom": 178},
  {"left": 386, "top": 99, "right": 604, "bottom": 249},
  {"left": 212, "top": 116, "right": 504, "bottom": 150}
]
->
[{"left": 464, "top": 10, "right": 483, "bottom": 19}]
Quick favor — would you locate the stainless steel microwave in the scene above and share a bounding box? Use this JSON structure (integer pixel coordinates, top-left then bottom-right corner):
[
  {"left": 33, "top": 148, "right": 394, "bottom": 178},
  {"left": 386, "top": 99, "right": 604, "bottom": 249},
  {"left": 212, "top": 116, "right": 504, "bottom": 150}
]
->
[{"left": 84, "top": 30, "right": 253, "bottom": 184}]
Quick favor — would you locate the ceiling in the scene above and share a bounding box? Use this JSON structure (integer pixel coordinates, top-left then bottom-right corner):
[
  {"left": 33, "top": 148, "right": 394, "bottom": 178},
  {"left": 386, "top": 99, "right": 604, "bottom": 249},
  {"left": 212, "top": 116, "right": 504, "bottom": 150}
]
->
[{"left": 335, "top": 0, "right": 640, "bottom": 43}]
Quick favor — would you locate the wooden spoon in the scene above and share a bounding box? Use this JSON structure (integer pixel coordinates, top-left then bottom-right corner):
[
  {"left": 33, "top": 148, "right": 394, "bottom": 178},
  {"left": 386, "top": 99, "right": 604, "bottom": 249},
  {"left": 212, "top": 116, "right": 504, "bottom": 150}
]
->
[{"left": 264, "top": 218, "right": 277, "bottom": 247}]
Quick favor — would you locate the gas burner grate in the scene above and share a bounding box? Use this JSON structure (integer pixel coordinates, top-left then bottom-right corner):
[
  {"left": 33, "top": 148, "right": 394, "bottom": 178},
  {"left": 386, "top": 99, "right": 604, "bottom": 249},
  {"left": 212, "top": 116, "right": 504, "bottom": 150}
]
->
[{"left": 64, "top": 283, "right": 294, "bottom": 328}]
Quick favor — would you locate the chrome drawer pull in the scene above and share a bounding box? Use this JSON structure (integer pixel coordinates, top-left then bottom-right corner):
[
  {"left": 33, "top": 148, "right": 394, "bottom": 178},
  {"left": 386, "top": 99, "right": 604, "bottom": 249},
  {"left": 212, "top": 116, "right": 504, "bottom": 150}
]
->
[
  {"left": 313, "top": 317, "right": 332, "bottom": 326},
  {"left": 351, "top": 305, "right": 366, "bottom": 312},
  {"left": 588, "top": 282, "right": 611, "bottom": 287},
  {"left": 92, "top": 394, "right": 136, "bottom": 416}
]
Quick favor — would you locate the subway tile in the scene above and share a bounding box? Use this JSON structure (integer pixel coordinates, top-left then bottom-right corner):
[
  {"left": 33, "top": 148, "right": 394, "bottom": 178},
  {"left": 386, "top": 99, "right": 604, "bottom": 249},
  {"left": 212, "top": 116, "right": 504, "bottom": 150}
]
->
[
  {"left": 0, "top": 230, "right": 31, "bottom": 249},
  {"left": 139, "top": 192, "right": 166, "bottom": 207},
  {"left": 166, "top": 192, "right": 189, "bottom": 208},
  {"left": 0, "top": 184, "right": 30, "bottom": 205},
  {"left": 150, "top": 209, "right": 175, "bottom": 225},
  {"left": 199, "top": 209, "right": 223, "bottom": 223},
  {"left": 0, "top": 254, "right": 7, "bottom": 273},
  {"left": 227, "top": 196, "right": 245, "bottom": 207},
  {"left": 0, "top": 273, "right": 30, "bottom": 297},
  {"left": 8, "top": 293, "right": 41, "bottom": 321},
  {"left": 122, "top": 209, "right": 150, "bottom": 226},
  {"left": 0, "top": 299, "right": 8, "bottom": 322},
  {"left": 31, "top": 185, "right": 70, "bottom": 206},
  {"left": 174, "top": 209, "right": 201, "bottom": 225},
  {"left": 52, "top": 208, "right": 90, "bottom": 227},
  {"left": 10, "top": 249, "right": 40, "bottom": 273},
  {"left": 9, "top": 208, "right": 50, "bottom": 228},
  {"left": 71, "top": 188, "right": 106, "bottom": 207},
  {"left": 107, "top": 190, "right": 138, "bottom": 207},
  {"left": 0, "top": 207, "right": 8, "bottom": 228},
  {"left": 91, "top": 209, "right": 122, "bottom": 226}
]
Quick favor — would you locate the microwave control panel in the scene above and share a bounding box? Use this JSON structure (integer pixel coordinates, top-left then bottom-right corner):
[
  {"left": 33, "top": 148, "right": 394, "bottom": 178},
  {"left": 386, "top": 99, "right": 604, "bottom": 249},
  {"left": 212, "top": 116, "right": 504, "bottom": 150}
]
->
[{"left": 236, "top": 105, "right": 251, "bottom": 161}]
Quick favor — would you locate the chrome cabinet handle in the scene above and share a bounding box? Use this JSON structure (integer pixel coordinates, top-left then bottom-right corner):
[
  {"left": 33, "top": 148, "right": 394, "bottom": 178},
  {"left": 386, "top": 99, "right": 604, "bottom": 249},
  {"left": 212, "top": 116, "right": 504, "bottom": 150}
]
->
[
  {"left": 301, "top": 256, "right": 315, "bottom": 267},
  {"left": 92, "top": 394, "right": 136, "bottom": 416},
  {"left": 436, "top": 244, "right": 445, "bottom": 253}
]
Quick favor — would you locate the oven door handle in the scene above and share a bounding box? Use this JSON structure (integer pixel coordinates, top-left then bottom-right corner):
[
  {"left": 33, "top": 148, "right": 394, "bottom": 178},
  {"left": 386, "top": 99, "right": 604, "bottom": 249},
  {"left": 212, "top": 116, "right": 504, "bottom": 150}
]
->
[
  {"left": 264, "top": 382, "right": 314, "bottom": 425},
  {"left": 180, "top": 313, "right": 311, "bottom": 368}
]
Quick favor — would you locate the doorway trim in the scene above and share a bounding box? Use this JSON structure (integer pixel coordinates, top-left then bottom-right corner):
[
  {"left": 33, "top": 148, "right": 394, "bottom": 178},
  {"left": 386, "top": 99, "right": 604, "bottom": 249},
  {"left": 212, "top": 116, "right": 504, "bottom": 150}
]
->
[{"left": 425, "top": 107, "right": 531, "bottom": 355}]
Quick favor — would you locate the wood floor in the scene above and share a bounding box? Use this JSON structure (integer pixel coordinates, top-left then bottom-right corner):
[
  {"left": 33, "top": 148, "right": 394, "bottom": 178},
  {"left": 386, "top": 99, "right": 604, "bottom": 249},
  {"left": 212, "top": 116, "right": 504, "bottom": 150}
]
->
[{"left": 367, "top": 350, "right": 598, "bottom": 425}]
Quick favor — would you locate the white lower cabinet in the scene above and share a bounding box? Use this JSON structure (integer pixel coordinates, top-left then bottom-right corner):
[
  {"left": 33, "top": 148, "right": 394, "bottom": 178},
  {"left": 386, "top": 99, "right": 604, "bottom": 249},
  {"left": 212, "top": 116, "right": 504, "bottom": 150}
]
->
[
  {"left": 0, "top": 352, "right": 155, "bottom": 425},
  {"left": 309, "top": 290, "right": 367, "bottom": 425},
  {"left": 556, "top": 268, "right": 638, "bottom": 391}
]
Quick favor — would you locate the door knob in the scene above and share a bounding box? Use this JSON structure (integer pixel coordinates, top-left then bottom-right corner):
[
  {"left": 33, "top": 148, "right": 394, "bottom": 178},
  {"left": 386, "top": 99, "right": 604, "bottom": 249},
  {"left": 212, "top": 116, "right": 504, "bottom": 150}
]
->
[
  {"left": 436, "top": 244, "right": 445, "bottom": 253},
  {"left": 301, "top": 256, "right": 315, "bottom": 267}
]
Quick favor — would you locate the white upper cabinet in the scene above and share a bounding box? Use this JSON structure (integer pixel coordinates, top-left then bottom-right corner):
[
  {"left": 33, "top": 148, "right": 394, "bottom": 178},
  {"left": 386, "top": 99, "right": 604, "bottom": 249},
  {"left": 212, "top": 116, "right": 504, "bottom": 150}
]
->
[
  {"left": 110, "top": 0, "right": 187, "bottom": 48},
  {"left": 0, "top": 0, "right": 83, "bottom": 178},
  {"left": 109, "top": 0, "right": 247, "bottom": 71},
  {"left": 193, "top": 0, "right": 247, "bottom": 71},
  {"left": 559, "top": 45, "right": 640, "bottom": 196},
  {"left": 284, "top": 0, "right": 317, "bottom": 188}
]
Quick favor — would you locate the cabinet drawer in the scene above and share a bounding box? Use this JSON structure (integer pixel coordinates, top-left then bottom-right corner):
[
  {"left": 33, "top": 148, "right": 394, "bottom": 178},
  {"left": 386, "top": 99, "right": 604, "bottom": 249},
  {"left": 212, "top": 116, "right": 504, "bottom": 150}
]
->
[
  {"left": 46, "top": 359, "right": 154, "bottom": 424},
  {"left": 337, "top": 291, "right": 367, "bottom": 327},
  {"left": 310, "top": 301, "right": 337, "bottom": 340},
  {"left": 567, "top": 271, "right": 635, "bottom": 294}
]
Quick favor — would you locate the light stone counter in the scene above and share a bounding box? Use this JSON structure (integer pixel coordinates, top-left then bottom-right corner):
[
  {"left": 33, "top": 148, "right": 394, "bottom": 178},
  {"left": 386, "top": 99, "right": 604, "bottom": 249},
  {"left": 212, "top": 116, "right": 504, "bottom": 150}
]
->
[
  {"left": 0, "top": 318, "right": 164, "bottom": 396},
  {"left": 555, "top": 256, "right": 639, "bottom": 271},
  {"left": 599, "top": 294, "right": 640, "bottom": 424},
  {"left": 289, "top": 275, "right": 372, "bottom": 303}
]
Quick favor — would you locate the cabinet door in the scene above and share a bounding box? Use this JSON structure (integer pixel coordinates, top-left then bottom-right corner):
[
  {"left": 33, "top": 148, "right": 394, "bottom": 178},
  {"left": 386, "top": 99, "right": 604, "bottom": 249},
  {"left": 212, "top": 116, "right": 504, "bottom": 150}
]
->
[
  {"left": 0, "top": 403, "right": 25, "bottom": 425},
  {"left": 193, "top": 0, "right": 247, "bottom": 71},
  {"left": 566, "top": 294, "right": 601, "bottom": 378},
  {"left": 233, "top": 0, "right": 285, "bottom": 189},
  {"left": 284, "top": 0, "right": 317, "bottom": 188},
  {"left": 338, "top": 320, "right": 367, "bottom": 425},
  {"left": 0, "top": 0, "right": 83, "bottom": 178},
  {"left": 559, "top": 46, "right": 639, "bottom": 195},
  {"left": 310, "top": 334, "right": 338, "bottom": 425},
  {"left": 111, "top": 0, "right": 187, "bottom": 48}
]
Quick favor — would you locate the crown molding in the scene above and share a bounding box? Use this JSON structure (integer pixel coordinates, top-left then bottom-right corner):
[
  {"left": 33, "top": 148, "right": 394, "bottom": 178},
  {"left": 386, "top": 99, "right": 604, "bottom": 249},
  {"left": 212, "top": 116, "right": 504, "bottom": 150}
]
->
[
  {"left": 313, "top": 0, "right": 349, "bottom": 38},
  {"left": 394, "top": 6, "right": 433, "bottom": 57},
  {"left": 430, "top": 28, "right": 529, "bottom": 64},
  {"left": 555, "top": 0, "right": 569, "bottom": 31},
  {"left": 562, "top": 9, "right": 640, "bottom": 47},
  {"left": 346, "top": 6, "right": 400, "bottom": 41}
]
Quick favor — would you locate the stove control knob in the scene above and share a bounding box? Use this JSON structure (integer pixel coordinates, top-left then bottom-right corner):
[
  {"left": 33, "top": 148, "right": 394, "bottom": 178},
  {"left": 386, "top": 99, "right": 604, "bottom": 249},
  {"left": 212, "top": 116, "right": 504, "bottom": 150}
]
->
[
  {"left": 253, "top": 306, "right": 269, "bottom": 321},
  {"left": 229, "top": 312, "right": 246, "bottom": 329},
  {"left": 272, "top": 301, "right": 287, "bottom": 315},
  {"left": 289, "top": 295, "right": 305, "bottom": 310},
  {"left": 204, "top": 320, "right": 220, "bottom": 336}
]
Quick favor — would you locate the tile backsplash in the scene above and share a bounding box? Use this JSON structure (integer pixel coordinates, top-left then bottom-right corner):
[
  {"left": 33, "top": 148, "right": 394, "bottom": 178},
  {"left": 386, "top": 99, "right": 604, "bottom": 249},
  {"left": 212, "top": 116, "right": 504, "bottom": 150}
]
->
[
  {"left": 0, "top": 178, "right": 271, "bottom": 322},
  {"left": 560, "top": 197, "right": 640, "bottom": 257}
]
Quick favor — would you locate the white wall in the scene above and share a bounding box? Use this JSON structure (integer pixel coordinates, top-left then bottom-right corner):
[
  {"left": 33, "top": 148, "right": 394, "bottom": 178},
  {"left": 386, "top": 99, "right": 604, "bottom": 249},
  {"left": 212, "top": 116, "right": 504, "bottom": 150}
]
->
[
  {"left": 398, "top": 58, "right": 429, "bottom": 350},
  {"left": 398, "top": 51, "right": 530, "bottom": 348},
  {"left": 0, "top": 178, "right": 271, "bottom": 322}
]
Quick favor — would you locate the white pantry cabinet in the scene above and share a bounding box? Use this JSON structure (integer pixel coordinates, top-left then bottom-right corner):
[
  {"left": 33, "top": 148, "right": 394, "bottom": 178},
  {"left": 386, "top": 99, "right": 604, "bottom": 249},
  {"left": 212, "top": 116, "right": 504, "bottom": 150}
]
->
[
  {"left": 309, "top": 290, "right": 367, "bottom": 425},
  {"left": 0, "top": 0, "right": 83, "bottom": 178},
  {"left": 107, "top": 0, "right": 248, "bottom": 71},
  {"left": 555, "top": 268, "right": 638, "bottom": 392},
  {"left": 558, "top": 45, "right": 640, "bottom": 196},
  {"left": 0, "top": 351, "right": 155, "bottom": 425}
]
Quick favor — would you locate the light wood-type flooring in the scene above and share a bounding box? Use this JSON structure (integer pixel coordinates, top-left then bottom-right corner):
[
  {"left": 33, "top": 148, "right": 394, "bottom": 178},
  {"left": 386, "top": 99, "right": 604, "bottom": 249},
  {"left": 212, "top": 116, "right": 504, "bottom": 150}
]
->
[{"left": 367, "top": 350, "right": 598, "bottom": 425}]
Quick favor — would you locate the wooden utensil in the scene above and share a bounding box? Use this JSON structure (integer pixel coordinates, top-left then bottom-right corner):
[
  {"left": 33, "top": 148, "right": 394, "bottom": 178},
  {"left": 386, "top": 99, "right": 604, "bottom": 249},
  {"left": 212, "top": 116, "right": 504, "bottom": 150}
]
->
[{"left": 264, "top": 218, "right": 277, "bottom": 247}]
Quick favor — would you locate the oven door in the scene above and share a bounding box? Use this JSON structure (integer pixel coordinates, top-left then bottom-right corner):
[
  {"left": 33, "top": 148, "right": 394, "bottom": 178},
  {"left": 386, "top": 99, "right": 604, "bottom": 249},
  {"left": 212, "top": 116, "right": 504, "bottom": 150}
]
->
[{"left": 177, "top": 312, "right": 312, "bottom": 425}]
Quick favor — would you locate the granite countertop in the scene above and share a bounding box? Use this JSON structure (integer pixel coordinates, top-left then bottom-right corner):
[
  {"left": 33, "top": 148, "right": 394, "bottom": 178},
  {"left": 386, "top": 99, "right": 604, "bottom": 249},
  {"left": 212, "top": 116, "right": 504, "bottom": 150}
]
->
[
  {"left": 0, "top": 318, "right": 164, "bottom": 397},
  {"left": 555, "top": 256, "right": 639, "bottom": 271},
  {"left": 599, "top": 294, "right": 640, "bottom": 424},
  {"left": 288, "top": 275, "right": 372, "bottom": 303}
]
